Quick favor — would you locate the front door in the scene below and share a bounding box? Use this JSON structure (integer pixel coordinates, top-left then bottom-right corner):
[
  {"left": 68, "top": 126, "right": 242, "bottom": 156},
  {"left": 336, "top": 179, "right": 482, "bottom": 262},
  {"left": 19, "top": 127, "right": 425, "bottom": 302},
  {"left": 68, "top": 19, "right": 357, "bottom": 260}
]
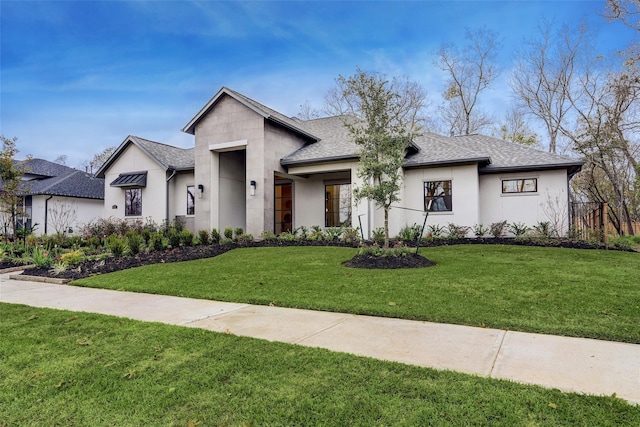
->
[{"left": 274, "top": 182, "right": 293, "bottom": 234}]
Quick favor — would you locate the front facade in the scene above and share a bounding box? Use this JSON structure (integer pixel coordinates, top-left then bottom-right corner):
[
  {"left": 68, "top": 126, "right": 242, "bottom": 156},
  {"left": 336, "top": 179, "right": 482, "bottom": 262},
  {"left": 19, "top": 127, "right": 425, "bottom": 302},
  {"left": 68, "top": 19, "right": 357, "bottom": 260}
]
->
[{"left": 100, "top": 87, "right": 582, "bottom": 238}]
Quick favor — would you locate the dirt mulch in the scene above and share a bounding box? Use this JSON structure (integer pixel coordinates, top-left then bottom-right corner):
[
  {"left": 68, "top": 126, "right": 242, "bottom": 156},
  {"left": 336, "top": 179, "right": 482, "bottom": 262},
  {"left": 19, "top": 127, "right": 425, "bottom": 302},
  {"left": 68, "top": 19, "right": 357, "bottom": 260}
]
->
[{"left": 343, "top": 253, "right": 435, "bottom": 269}]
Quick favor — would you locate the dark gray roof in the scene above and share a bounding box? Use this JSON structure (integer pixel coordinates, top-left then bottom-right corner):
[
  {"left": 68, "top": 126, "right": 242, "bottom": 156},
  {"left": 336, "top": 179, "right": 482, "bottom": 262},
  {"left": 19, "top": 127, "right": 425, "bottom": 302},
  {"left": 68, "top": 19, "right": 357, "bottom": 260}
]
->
[
  {"left": 17, "top": 159, "right": 104, "bottom": 200},
  {"left": 95, "top": 136, "right": 194, "bottom": 178},
  {"left": 283, "top": 119, "right": 583, "bottom": 174},
  {"left": 281, "top": 116, "right": 359, "bottom": 165},
  {"left": 110, "top": 171, "right": 147, "bottom": 187}
]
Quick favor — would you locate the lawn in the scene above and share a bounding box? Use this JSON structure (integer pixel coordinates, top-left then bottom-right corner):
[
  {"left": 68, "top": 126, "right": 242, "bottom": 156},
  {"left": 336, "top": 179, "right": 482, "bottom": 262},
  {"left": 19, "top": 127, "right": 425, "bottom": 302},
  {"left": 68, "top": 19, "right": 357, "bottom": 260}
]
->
[
  {"left": 73, "top": 245, "right": 640, "bottom": 343},
  {"left": 2, "top": 303, "right": 638, "bottom": 426}
]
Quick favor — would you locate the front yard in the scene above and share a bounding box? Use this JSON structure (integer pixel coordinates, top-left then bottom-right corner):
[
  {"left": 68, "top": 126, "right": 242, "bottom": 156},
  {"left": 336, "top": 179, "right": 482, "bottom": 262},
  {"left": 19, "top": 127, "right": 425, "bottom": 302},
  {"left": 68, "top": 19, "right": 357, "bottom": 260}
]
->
[
  {"left": 2, "top": 304, "right": 638, "bottom": 426},
  {"left": 74, "top": 245, "right": 640, "bottom": 343}
]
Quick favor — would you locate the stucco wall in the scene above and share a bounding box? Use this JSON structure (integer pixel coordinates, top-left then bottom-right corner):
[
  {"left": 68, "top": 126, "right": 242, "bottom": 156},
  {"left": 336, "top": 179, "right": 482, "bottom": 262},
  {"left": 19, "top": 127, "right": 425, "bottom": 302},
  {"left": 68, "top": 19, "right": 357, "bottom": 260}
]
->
[
  {"left": 479, "top": 169, "right": 570, "bottom": 234},
  {"left": 193, "top": 95, "right": 307, "bottom": 236},
  {"left": 31, "top": 195, "right": 103, "bottom": 236},
  {"left": 169, "top": 171, "right": 195, "bottom": 231},
  {"left": 219, "top": 150, "right": 246, "bottom": 231},
  {"left": 102, "top": 143, "right": 167, "bottom": 225}
]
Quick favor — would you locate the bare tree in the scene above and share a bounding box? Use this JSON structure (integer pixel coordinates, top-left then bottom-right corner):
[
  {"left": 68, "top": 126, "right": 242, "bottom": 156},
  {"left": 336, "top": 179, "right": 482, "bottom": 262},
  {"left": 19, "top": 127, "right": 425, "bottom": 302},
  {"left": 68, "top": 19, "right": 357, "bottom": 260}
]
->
[
  {"left": 605, "top": 0, "right": 640, "bottom": 30},
  {"left": 297, "top": 100, "right": 321, "bottom": 120},
  {"left": 435, "top": 26, "right": 501, "bottom": 135},
  {"left": 494, "top": 106, "right": 540, "bottom": 147},
  {"left": 511, "top": 21, "right": 589, "bottom": 153},
  {"left": 53, "top": 155, "right": 67, "bottom": 165},
  {"left": 79, "top": 146, "right": 116, "bottom": 174},
  {"left": 564, "top": 60, "right": 640, "bottom": 235}
]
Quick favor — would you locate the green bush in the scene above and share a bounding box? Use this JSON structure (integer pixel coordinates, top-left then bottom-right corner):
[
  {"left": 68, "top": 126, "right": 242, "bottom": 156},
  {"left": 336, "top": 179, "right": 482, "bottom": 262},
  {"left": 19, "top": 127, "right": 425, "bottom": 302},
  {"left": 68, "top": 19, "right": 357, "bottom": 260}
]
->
[
  {"left": 447, "top": 223, "right": 470, "bottom": 239},
  {"left": 277, "top": 231, "right": 297, "bottom": 242},
  {"left": 107, "top": 235, "right": 125, "bottom": 257},
  {"left": 397, "top": 223, "right": 422, "bottom": 241},
  {"left": 223, "top": 227, "right": 233, "bottom": 240},
  {"left": 371, "top": 227, "right": 386, "bottom": 245},
  {"left": 233, "top": 227, "right": 244, "bottom": 240},
  {"left": 60, "top": 249, "right": 85, "bottom": 266},
  {"left": 31, "top": 245, "right": 54, "bottom": 267},
  {"left": 125, "top": 231, "right": 142, "bottom": 255},
  {"left": 141, "top": 229, "right": 152, "bottom": 244},
  {"left": 509, "top": 222, "right": 530, "bottom": 237},
  {"left": 211, "top": 228, "right": 220, "bottom": 244},
  {"left": 472, "top": 223, "right": 489, "bottom": 238},
  {"left": 308, "top": 225, "right": 325, "bottom": 241},
  {"left": 180, "top": 230, "right": 194, "bottom": 247},
  {"left": 236, "top": 233, "right": 253, "bottom": 244},
  {"left": 325, "top": 227, "right": 344, "bottom": 241},
  {"left": 149, "top": 232, "right": 166, "bottom": 251},
  {"left": 260, "top": 230, "right": 277, "bottom": 242},
  {"left": 341, "top": 227, "right": 361, "bottom": 244},
  {"left": 490, "top": 220, "right": 508, "bottom": 238},
  {"left": 198, "top": 230, "right": 210, "bottom": 245},
  {"left": 167, "top": 229, "right": 181, "bottom": 248}
]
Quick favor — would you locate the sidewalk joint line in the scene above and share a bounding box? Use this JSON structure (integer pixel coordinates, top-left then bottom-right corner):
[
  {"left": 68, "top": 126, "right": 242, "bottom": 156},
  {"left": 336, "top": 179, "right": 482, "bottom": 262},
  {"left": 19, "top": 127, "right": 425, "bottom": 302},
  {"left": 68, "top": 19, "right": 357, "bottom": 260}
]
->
[
  {"left": 293, "top": 315, "right": 355, "bottom": 344},
  {"left": 488, "top": 330, "right": 508, "bottom": 377}
]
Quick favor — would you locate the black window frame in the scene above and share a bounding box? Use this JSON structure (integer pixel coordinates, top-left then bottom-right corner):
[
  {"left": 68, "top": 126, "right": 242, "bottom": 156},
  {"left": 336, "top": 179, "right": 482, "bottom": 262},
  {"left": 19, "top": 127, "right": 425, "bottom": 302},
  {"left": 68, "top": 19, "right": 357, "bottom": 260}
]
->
[
  {"left": 125, "top": 188, "right": 142, "bottom": 216},
  {"left": 187, "top": 185, "right": 195, "bottom": 215},
  {"left": 501, "top": 178, "right": 537, "bottom": 194},
  {"left": 424, "top": 180, "right": 453, "bottom": 212}
]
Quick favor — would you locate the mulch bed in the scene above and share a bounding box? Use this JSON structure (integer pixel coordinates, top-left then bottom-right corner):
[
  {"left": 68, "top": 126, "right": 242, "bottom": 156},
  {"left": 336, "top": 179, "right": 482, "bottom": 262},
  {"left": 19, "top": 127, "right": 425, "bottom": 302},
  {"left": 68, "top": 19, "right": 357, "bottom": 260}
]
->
[
  {"left": 343, "top": 253, "right": 435, "bottom": 269},
  {"left": 11, "top": 236, "right": 634, "bottom": 281}
]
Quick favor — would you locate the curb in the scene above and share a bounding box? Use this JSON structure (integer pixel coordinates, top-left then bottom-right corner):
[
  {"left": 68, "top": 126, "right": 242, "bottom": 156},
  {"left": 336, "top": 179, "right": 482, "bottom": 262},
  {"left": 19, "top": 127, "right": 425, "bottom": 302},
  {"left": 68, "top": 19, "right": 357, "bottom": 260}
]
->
[{"left": 9, "top": 274, "right": 71, "bottom": 285}]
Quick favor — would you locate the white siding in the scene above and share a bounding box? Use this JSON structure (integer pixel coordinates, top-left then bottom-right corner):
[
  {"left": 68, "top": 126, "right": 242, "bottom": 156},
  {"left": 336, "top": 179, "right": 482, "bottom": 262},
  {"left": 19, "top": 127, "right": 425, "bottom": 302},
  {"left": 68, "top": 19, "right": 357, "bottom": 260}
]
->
[{"left": 31, "top": 195, "right": 103, "bottom": 236}]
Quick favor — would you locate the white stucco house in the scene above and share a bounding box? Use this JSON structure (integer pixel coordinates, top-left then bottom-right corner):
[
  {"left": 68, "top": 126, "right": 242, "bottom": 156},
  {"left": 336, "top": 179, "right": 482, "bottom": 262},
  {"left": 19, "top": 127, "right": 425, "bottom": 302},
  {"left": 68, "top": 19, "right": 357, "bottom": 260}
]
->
[
  {"left": 97, "top": 87, "right": 583, "bottom": 238},
  {"left": 9, "top": 158, "right": 104, "bottom": 236}
]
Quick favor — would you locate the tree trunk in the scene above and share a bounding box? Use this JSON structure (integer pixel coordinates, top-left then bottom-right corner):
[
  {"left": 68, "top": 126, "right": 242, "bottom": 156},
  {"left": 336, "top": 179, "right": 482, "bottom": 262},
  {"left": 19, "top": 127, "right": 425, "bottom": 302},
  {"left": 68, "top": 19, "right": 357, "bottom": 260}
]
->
[{"left": 384, "top": 208, "right": 390, "bottom": 249}]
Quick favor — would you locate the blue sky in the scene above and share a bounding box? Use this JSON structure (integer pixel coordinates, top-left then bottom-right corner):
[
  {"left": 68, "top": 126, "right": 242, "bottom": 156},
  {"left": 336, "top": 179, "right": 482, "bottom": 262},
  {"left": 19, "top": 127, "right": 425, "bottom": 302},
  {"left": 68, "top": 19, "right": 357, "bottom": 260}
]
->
[{"left": 0, "top": 0, "right": 634, "bottom": 168}]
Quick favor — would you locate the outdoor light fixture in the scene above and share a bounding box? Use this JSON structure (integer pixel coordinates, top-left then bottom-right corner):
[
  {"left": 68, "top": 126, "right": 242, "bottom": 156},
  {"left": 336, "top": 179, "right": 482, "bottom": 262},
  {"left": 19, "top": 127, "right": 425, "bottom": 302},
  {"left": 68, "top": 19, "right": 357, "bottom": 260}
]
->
[
  {"left": 197, "top": 184, "right": 204, "bottom": 199},
  {"left": 250, "top": 180, "right": 257, "bottom": 196}
]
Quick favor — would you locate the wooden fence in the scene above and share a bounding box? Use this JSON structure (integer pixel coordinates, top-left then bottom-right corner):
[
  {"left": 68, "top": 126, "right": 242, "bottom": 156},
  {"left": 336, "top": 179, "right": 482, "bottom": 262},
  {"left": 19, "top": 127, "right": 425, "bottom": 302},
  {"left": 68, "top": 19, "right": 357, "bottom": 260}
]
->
[{"left": 571, "top": 202, "right": 640, "bottom": 241}]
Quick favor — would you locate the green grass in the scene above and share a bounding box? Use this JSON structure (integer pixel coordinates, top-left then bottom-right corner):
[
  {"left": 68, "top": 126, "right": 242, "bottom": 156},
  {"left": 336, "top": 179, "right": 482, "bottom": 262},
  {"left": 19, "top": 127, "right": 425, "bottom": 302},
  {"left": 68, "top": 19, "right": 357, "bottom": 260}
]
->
[
  {"left": 2, "top": 304, "right": 638, "bottom": 426},
  {"left": 74, "top": 245, "right": 640, "bottom": 344}
]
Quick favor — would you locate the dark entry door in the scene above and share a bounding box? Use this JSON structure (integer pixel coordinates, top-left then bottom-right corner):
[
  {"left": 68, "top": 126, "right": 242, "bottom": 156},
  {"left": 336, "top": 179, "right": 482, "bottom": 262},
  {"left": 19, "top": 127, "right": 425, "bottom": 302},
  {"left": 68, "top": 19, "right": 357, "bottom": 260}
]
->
[{"left": 275, "top": 183, "right": 292, "bottom": 234}]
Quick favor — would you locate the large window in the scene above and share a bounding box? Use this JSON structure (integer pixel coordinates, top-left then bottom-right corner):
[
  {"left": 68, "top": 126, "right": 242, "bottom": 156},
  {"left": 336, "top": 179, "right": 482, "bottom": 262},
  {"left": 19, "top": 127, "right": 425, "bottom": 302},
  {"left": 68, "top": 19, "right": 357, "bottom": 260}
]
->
[
  {"left": 187, "top": 185, "right": 195, "bottom": 215},
  {"left": 424, "top": 181, "right": 452, "bottom": 212},
  {"left": 125, "top": 188, "right": 142, "bottom": 216},
  {"left": 275, "top": 183, "right": 293, "bottom": 234},
  {"left": 325, "top": 184, "right": 351, "bottom": 227},
  {"left": 502, "top": 178, "right": 537, "bottom": 194}
]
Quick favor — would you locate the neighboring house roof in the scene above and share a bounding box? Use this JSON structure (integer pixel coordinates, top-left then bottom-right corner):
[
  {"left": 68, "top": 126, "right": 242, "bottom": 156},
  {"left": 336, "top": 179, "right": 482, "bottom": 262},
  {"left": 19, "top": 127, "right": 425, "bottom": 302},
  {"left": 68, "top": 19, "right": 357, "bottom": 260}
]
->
[
  {"left": 182, "top": 87, "right": 319, "bottom": 141},
  {"left": 95, "top": 135, "right": 194, "bottom": 178},
  {"left": 14, "top": 158, "right": 104, "bottom": 200}
]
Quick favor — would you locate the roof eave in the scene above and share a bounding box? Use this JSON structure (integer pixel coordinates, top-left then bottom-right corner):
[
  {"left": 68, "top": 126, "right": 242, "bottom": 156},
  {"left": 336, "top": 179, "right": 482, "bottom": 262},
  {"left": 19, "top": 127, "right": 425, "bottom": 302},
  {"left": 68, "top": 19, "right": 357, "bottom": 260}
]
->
[
  {"left": 403, "top": 157, "right": 491, "bottom": 169},
  {"left": 479, "top": 162, "right": 584, "bottom": 175},
  {"left": 281, "top": 154, "right": 360, "bottom": 167}
]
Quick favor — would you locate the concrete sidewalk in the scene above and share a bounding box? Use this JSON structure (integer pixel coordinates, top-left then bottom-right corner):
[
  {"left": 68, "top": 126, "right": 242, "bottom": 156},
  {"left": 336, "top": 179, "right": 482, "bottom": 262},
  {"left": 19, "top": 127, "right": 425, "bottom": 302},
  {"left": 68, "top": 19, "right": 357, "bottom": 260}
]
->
[{"left": 1, "top": 274, "right": 638, "bottom": 405}]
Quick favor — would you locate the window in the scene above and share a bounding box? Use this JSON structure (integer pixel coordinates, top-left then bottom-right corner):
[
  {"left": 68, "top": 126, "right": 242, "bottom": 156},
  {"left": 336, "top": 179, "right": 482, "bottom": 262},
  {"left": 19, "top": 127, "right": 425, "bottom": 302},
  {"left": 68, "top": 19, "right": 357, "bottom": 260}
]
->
[
  {"left": 187, "top": 185, "right": 195, "bottom": 215},
  {"left": 502, "top": 178, "right": 537, "bottom": 194},
  {"left": 16, "top": 196, "right": 32, "bottom": 231},
  {"left": 325, "top": 184, "right": 352, "bottom": 227},
  {"left": 424, "top": 181, "right": 452, "bottom": 212},
  {"left": 275, "top": 183, "right": 293, "bottom": 234},
  {"left": 125, "top": 188, "right": 142, "bottom": 216}
]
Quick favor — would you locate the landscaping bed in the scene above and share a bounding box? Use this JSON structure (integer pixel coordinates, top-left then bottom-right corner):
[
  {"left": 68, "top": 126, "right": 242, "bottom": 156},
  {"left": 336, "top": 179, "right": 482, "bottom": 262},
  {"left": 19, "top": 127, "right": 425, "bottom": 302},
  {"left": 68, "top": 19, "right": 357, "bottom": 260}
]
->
[{"left": 16, "top": 236, "right": 633, "bottom": 281}]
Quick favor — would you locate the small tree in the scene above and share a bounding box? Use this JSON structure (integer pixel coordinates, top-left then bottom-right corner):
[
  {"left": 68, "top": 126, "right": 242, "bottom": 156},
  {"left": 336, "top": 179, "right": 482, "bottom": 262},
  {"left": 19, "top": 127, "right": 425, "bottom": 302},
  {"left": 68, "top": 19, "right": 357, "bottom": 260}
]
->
[
  {"left": 327, "top": 69, "right": 426, "bottom": 248},
  {"left": 0, "top": 136, "right": 30, "bottom": 240}
]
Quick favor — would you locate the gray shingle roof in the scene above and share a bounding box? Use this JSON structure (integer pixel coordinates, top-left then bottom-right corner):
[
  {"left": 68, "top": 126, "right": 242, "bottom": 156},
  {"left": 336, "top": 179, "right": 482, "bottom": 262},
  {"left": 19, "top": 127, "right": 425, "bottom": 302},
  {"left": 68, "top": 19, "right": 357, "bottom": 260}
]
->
[
  {"left": 95, "top": 136, "right": 194, "bottom": 178},
  {"left": 130, "top": 136, "right": 194, "bottom": 170},
  {"left": 17, "top": 159, "right": 105, "bottom": 199}
]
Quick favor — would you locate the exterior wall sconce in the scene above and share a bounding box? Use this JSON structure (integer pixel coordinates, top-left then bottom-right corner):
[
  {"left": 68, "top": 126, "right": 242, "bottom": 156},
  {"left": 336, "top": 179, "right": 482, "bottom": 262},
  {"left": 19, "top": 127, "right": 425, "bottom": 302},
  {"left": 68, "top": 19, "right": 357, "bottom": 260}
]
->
[
  {"left": 112, "top": 205, "right": 118, "bottom": 209},
  {"left": 197, "top": 184, "right": 204, "bottom": 199},
  {"left": 250, "top": 180, "right": 257, "bottom": 196}
]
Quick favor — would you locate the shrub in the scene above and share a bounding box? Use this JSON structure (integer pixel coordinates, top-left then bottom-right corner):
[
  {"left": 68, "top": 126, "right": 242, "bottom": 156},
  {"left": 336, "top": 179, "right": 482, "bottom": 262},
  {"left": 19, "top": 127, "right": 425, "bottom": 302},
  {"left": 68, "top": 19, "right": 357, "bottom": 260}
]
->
[
  {"left": 447, "top": 223, "right": 470, "bottom": 239},
  {"left": 359, "top": 243, "right": 413, "bottom": 258},
  {"left": 533, "top": 221, "right": 553, "bottom": 238},
  {"left": 325, "top": 227, "right": 344, "bottom": 241},
  {"left": 426, "top": 224, "right": 446, "bottom": 238},
  {"left": 277, "top": 231, "right": 297, "bottom": 242},
  {"left": 141, "top": 229, "right": 152, "bottom": 244},
  {"left": 490, "top": 220, "right": 508, "bottom": 238},
  {"left": 295, "top": 226, "right": 309, "bottom": 239},
  {"left": 219, "top": 237, "right": 233, "bottom": 245},
  {"left": 371, "top": 227, "right": 386, "bottom": 245},
  {"left": 308, "top": 225, "right": 325, "bottom": 241},
  {"left": 397, "top": 223, "right": 422, "bottom": 241},
  {"left": 180, "top": 229, "right": 194, "bottom": 247},
  {"left": 509, "top": 222, "right": 530, "bottom": 237},
  {"left": 149, "top": 232, "right": 166, "bottom": 251},
  {"left": 60, "top": 249, "right": 85, "bottom": 266},
  {"left": 31, "top": 245, "right": 54, "bottom": 267},
  {"left": 472, "top": 223, "right": 489, "bottom": 238},
  {"left": 233, "top": 228, "right": 244, "bottom": 240},
  {"left": 260, "top": 230, "right": 277, "bottom": 242},
  {"left": 211, "top": 228, "right": 220, "bottom": 244},
  {"left": 198, "top": 230, "right": 210, "bottom": 245},
  {"left": 223, "top": 227, "right": 233, "bottom": 240},
  {"left": 107, "top": 235, "right": 125, "bottom": 257},
  {"left": 341, "top": 227, "right": 361, "bottom": 244},
  {"left": 167, "top": 229, "right": 181, "bottom": 248},
  {"left": 125, "top": 231, "right": 142, "bottom": 255},
  {"left": 49, "top": 261, "right": 67, "bottom": 275},
  {"left": 236, "top": 233, "right": 253, "bottom": 244}
]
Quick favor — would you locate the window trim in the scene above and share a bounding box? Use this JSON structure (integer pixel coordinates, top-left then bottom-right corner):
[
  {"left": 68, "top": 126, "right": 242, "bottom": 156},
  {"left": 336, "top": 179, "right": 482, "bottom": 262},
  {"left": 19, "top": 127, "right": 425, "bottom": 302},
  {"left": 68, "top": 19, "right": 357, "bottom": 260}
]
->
[
  {"left": 186, "top": 185, "right": 195, "bottom": 216},
  {"left": 324, "top": 183, "right": 352, "bottom": 227},
  {"left": 125, "top": 187, "right": 142, "bottom": 217},
  {"left": 501, "top": 178, "right": 538, "bottom": 194},
  {"left": 424, "top": 180, "right": 453, "bottom": 213}
]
